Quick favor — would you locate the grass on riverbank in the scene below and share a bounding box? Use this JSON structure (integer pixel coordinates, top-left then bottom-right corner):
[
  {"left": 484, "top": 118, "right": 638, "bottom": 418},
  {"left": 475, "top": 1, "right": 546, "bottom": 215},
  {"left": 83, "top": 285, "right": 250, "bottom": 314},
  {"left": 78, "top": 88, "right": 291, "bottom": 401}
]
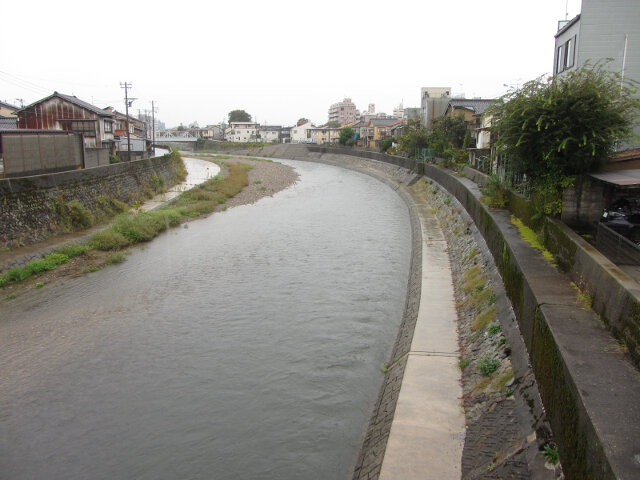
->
[{"left": 0, "top": 163, "right": 249, "bottom": 289}]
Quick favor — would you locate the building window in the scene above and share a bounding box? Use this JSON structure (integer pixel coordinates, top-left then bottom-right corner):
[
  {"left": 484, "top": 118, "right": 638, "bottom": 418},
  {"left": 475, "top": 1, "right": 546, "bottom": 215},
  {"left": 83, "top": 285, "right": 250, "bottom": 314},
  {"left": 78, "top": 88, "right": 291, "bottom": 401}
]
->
[
  {"left": 104, "top": 121, "right": 113, "bottom": 133},
  {"left": 556, "top": 45, "right": 564, "bottom": 73},
  {"left": 565, "top": 36, "right": 575, "bottom": 69},
  {"left": 556, "top": 35, "right": 576, "bottom": 74}
]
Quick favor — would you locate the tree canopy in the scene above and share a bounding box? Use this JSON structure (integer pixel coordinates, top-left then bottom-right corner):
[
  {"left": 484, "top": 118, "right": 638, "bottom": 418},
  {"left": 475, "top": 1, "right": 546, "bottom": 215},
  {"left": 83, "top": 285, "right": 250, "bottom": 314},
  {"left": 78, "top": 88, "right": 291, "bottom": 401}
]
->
[
  {"left": 339, "top": 127, "right": 355, "bottom": 146},
  {"left": 228, "top": 110, "right": 252, "bottom": 123},
  {"left": 488, "top": 64, "right": 640, "bottom": 181},
  {"left": 397, "top": 120, "right": 429, "bottom": 156}
]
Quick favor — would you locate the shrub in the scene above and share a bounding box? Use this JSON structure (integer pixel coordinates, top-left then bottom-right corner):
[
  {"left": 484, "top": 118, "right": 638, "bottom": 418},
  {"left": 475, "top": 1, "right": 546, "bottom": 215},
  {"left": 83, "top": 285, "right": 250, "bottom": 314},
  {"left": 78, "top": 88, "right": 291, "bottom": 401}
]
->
[
  {"left": 90, "top": 229, "right": 130, "bottom": 251},
  {"left": 482, "top": 174, "right": 510, "bottom": 208},
  {"left": 477, "top": 357, "right": 500, "bottom": 376}
]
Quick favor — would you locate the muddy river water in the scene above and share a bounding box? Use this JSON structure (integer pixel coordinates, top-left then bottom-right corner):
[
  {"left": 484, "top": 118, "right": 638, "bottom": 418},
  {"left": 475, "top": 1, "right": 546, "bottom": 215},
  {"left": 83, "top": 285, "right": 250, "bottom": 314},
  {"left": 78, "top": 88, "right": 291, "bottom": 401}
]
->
[{"left": 0, "top": 160, "right": 412, "bottom": 480}]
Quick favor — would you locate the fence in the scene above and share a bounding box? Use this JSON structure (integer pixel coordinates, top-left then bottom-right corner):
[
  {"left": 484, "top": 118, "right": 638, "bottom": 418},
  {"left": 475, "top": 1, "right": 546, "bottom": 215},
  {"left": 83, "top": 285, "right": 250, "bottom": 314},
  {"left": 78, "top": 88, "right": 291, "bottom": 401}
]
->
[{"left": 596, "top": 222, "right": 640, "bottom": 265}]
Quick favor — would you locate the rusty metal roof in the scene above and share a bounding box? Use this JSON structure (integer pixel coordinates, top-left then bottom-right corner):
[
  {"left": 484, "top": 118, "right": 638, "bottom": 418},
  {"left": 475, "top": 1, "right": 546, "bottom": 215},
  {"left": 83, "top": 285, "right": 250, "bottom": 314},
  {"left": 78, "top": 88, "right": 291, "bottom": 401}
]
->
[
  {"left": 591, "top": 169, "right": 640, "bottom": 186},
  {"left": 15, "top": 92, "right": 114, "bottom": 117}
]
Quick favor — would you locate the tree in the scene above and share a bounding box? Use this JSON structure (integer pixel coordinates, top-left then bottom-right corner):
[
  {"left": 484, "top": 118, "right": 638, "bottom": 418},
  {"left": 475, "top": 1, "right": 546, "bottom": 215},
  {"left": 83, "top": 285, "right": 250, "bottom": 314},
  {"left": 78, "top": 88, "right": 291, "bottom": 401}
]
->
[
  {"left": 379, "top": 137, "right": 394, "bottom": 153},
  {"left": 228, "top": 110, "right": 252, "bottom": 124},
  {"left": 397, "top": 120, "right": 429, "bottom": 157},
  {"left": 435, "top": 115, "right": 468, "bottom": 149},
  {"left": 488, "top": 63, "right": 640, "bottom": 213},
  {"left": 326, "top": 121, "right": 341, "bottom": 128},
  {"left": 339, "top": 127, "right": 355, "bottom": 146},
  {"left": 297, "top": 118, "right": 309, "bottom": 125}
]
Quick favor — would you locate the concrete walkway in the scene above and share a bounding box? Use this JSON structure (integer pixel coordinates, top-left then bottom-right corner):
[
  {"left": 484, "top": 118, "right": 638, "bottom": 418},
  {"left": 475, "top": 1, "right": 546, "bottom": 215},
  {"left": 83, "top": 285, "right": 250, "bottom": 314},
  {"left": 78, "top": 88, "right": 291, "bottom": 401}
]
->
[{"left": 379, "top": 195, "right": 465, "bottom": 479}]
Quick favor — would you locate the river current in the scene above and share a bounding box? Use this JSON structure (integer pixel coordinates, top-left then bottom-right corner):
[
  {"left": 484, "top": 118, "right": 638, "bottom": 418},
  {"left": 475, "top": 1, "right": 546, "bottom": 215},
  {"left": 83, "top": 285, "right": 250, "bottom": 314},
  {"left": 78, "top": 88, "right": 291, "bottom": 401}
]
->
[{"left": 0, "top": 160, "right": 412, "bottom": 480}]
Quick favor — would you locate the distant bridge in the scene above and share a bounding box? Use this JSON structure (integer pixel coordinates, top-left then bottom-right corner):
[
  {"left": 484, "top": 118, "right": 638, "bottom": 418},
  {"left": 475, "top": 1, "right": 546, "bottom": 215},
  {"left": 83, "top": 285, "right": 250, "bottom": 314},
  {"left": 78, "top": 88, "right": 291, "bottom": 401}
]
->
[{"left": 153, "top": 131, "right": 197, "bottom": 143}]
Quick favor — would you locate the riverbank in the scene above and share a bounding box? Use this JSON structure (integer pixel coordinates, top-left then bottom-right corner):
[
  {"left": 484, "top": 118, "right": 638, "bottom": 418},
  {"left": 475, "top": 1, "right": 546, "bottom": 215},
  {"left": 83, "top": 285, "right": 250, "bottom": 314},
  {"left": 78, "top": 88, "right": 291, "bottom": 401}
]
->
[{"left": 0, "top": 155, "right": 298, "bottom": 303}]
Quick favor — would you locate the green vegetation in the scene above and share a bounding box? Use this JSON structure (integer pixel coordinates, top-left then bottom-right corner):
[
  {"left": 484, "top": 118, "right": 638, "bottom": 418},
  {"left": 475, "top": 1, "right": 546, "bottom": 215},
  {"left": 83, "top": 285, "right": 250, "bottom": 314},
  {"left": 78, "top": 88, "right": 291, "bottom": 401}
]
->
[
  {"left": 488, "top": 63, "right": 640, "bottom": 215},
  {"left": 0, "top": 249, "right": 86, "bottom": 287},
  {"left": 481, "top": 174, "right": 510, "bottom": 208},
  {"left": 477, "top": 357, "right": 500, "bottom": 376},
  {"left": 0, "top": 161, "right": 250, "bottom": 289},
  {"left": 339, "top": 127, "right": 355, "bottom": 146},
  {"left": 472, "top": 305, "right": 497, "bottom": 331},
  {"left": 488, "top": 323, "right": 501, "bottom": 335},
  {"left": 543, "top": 444, "right": 560, "bottom": 465},
  {"left": 511, "top": 216, "right": 555, "bottom": 263},
  {"left": 54, "top": 198, "right": 95, "bottom": 230},
  {"left": 378, "top": 137, "right": 394, "bottom": 153},
  {"left": 228, "top": 109, "right": 252, "bottom": 123},
  {"left": 458, "top": 358, "right": 470, "bottom": 369}
]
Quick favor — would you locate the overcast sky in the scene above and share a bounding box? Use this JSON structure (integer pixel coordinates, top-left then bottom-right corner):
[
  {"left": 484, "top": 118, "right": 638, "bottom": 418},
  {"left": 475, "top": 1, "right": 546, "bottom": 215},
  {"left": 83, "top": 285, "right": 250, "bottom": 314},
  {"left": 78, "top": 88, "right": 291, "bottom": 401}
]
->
[{"left": 2, "top": 0, "right": 581, "bottom": 128}]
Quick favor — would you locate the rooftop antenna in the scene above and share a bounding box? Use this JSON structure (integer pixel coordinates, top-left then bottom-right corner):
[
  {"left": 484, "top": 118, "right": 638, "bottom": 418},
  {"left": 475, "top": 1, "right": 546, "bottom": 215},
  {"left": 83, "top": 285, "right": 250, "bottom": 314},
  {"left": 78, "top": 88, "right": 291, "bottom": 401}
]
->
[{"left": 565, "top": 0, "right": 569, "bottom": 20}]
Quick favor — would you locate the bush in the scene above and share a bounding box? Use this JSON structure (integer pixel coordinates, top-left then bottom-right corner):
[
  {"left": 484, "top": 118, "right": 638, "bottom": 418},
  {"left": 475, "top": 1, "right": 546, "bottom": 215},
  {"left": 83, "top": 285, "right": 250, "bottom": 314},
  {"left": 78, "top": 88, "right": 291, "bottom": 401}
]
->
[
  {"left": 379, "top": 137, "right": 394, "bottom": 153},
  {"left": 489, "top": 63, "right": 640, "bottom": 215},
  {"left": 55, "top": 199, "right": 94, "bottom": 230},
  {"left": 90, "top": 229, "right": 130, "bottom": 251},
  {"left": 477, "top": 357, "right": 500, "bottom": 376},
  {"left": 109, "top": 155, "right": 122, "bottom": 164},
  {"left": 482, "top": 174, "right": 510, "bottom": 208}
]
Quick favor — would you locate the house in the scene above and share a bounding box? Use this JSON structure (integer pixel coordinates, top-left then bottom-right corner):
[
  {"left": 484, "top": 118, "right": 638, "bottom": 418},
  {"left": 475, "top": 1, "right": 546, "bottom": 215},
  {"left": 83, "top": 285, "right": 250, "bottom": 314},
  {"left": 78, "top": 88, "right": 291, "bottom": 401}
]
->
[
  {"left": 290, "top": 121, "right": 314, "bottom": 143},
  {"left": 554, "top": 0, "right": 640, "bottom": 149},
  {"left": 443, "top": 99, "right": 495, "bottom": 123},
  {"left": 198, "top": 125, "right": 224, "bottom": 140},
  {"left": 258, "top": 125, "right": 282, "bottom": 143},
  {"left": 308, "top": 126, "right": 341, "bottom": 144},
  {"left": 280, "top": 126, "right": 292, "bottom": 143},
  {"left": 0, "top": 101, "right": 18, "bottom": 118},
  {"left": 103, "top": 107, "right": 148, "bottom": 154},
  {"left": 15, "top": 92, "right": 115, "bottom": 149},
  {"left": 225, "top": 122, "right": 259, "bottom": 142}
]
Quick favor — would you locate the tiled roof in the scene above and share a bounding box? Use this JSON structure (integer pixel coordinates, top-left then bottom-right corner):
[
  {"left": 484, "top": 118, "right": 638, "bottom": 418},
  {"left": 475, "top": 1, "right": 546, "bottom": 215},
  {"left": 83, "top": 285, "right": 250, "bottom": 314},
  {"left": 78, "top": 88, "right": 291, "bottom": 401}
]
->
[
  {"left": 16, "top": 92, "right": 114, "bottom": 117},
  {"left": 447, "top": 99, "right": 496, "bottom": 115},
  {"left": 370, "top": 118, "right": 402, "bottom": 127}
]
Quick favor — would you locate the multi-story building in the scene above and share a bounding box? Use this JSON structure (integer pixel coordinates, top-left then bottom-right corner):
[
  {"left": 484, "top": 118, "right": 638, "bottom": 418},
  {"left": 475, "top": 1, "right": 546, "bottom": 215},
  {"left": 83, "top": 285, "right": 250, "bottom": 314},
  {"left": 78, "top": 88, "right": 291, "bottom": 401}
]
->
[
  {"left": 258, "top": 125, "right": 281, "bottom": 143},
  {"left": 420, "top": 87, "right": 451, "bottom": 130},
  {"left": 308, "top": 126, "right": 341, "bottom": 144},
  {"left": 393, "top": 102, "right": 404, "bottom": 119},
  {"left": 554, "top": 0, "right": 639, "bottom": 150},
  {"left": 328, "top": 98, "right": 360, "bottom": 126},
  {"left": 226, "top": 122, "right": 259, "bottom": 142}
]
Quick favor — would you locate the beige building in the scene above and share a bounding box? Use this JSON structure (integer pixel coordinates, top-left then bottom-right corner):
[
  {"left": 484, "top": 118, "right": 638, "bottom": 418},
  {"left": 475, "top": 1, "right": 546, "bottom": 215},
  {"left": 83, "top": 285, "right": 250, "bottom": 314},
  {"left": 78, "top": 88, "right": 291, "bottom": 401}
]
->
[
  {"left": 420, "top": 87, "right": 451, "bottom": 130},
  {"left": 0, "top": 101, "right": 18, "bottom": 117},
  {"left": 308, "top": 126, "right": 341, "bottom": 144},
  {"left": 328, "top": 98, "right": 360, "bottom": 126}
]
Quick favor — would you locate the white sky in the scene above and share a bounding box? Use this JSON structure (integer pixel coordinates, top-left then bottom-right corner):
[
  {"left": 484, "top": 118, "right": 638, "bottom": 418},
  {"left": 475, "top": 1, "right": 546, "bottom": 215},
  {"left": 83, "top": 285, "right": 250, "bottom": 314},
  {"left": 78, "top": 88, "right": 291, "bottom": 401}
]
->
[{"left": 1, "top": 0, "right": 582, "bottom": 128}]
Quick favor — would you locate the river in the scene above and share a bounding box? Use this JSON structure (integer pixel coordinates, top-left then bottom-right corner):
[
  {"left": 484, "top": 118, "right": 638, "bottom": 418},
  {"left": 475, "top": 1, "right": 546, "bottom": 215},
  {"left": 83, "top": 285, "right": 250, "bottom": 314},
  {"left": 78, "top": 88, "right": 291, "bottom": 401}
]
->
[{"left": 0, "top": 160, "right": 412, "bottom": 480}]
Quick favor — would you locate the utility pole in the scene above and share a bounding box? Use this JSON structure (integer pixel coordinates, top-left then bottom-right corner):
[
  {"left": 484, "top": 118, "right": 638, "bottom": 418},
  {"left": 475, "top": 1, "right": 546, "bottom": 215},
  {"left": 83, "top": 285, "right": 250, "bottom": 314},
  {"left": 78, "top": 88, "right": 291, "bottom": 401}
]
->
[
  {"left": 151, "top": 101, "right": 158, "bottom": 155},
  {"left": 120, "top": 82, "right": 135, "bottom": 161}
]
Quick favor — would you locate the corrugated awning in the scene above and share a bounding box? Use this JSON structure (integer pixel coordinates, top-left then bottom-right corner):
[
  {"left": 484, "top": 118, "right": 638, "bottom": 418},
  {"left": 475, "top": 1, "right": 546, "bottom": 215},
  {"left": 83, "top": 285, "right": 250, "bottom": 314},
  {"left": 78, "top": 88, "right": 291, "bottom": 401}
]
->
[{"left": 591, "top": 169, "right": 640, "bottom": 186}]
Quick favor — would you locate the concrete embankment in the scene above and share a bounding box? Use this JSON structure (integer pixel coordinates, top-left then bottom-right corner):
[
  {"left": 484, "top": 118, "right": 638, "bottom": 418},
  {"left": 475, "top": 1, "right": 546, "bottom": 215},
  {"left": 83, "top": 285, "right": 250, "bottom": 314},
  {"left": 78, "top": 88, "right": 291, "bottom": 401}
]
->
[{"left": 195, "top": 143, "right": 640, "bottom": 480}]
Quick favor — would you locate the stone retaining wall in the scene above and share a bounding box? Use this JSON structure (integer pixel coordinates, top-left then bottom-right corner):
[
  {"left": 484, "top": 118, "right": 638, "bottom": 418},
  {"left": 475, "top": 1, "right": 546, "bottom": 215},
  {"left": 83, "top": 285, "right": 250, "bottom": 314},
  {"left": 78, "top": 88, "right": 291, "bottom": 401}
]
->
[{"left": 0, "top": 153, "right": 184, "bottom": 249}]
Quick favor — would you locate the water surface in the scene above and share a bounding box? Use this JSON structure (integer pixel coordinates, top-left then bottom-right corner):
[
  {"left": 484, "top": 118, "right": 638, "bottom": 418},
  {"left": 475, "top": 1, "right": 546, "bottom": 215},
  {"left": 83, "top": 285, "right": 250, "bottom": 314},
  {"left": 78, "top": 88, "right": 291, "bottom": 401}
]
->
[{"left": 0, "top": 160, "right": 412, "bottom": 480}]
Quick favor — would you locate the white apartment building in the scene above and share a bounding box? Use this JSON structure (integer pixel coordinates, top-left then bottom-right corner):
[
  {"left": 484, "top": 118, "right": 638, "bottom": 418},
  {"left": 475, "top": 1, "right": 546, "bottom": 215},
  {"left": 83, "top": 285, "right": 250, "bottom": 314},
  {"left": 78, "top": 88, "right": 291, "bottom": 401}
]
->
[{"left": 226, "top": 122, "right": 259, "bottom": 142}]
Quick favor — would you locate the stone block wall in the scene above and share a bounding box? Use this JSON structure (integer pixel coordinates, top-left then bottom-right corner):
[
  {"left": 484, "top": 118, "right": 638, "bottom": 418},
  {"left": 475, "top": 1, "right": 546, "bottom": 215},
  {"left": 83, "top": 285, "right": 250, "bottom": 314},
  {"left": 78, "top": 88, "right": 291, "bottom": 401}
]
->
[{"left": 0, "top": 153, "right": 184, "bottom": 249}]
